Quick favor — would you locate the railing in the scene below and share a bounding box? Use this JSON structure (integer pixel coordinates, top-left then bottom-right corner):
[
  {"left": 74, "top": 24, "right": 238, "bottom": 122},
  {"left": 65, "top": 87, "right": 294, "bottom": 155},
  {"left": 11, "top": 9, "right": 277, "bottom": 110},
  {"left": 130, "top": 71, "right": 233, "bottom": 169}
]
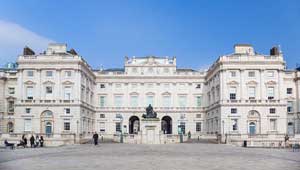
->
[{"left": 96, "top": 106, "right": 204, "bottom": 111}]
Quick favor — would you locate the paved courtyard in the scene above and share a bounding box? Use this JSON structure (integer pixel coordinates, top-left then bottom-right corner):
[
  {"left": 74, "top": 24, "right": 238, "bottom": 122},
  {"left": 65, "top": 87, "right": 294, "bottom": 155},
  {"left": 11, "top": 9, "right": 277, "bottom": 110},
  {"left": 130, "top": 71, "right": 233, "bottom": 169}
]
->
[{"left": 0, "top": 143, "right": 299, "bottom": 170}]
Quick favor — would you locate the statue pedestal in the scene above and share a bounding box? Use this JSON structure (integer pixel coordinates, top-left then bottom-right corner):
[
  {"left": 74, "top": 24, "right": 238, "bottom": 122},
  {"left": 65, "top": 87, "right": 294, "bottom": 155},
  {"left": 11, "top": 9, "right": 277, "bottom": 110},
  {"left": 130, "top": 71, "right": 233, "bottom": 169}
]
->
[{"left": 141, "top": 118, "right": 161, "bottom": 144}]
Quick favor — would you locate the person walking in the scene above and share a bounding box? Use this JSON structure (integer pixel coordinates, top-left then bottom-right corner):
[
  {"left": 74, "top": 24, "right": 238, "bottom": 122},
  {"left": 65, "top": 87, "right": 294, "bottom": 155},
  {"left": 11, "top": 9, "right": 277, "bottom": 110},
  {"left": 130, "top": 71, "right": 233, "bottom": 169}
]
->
[
  {"left": 40, "top": 136, "right": 44, "bottom": 147},
  {"left": 93, "top": 132, "right": 99, "bottom": 145},
  {"left": 30, "top": 135, "right": 35, "bottom": 148},
  {"left": 35, "top": 135, "right": 39, "bottom": 148}
]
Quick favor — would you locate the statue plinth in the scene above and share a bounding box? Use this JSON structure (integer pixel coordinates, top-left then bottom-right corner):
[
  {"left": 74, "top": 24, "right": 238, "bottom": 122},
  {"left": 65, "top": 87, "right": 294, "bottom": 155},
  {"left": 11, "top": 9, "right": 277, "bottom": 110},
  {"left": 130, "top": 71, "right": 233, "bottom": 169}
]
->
[{"left": 140, "top": 105, "right": 161, "bottom": 144}]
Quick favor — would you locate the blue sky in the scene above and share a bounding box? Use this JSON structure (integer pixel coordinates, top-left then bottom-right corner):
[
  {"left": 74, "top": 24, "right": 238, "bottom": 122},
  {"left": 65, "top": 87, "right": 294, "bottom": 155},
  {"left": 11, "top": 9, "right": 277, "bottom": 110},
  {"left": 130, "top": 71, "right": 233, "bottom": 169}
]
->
[{"left": 0, "top": 0, "right": 299, "bottom": 69}]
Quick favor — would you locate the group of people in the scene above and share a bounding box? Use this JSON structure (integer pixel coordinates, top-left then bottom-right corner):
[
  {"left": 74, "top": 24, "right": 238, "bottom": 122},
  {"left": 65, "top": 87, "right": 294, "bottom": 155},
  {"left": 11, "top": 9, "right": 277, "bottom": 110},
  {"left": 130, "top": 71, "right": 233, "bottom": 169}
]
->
[{"left": 4, "top": 134, "right": 44, "bottom": 149}]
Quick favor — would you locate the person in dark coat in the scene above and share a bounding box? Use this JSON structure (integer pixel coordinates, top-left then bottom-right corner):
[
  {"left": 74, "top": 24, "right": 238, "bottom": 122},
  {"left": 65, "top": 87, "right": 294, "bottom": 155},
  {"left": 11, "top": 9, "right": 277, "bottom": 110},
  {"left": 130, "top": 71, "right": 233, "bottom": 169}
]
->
[
  {"left": 93, "top": 132, "right": 99, "bottom": 145},
  {"left": 40, "top": 136, "right": 44, "bottom": 147},
  {"left": 23, "top": 137, "right": 28, "bottom": 148},
  {"left": 30, "top": 135, "right": 35, "bottom": 148},
  {"left": 4, "top": 139, "right": 15, "bottom": 149}
]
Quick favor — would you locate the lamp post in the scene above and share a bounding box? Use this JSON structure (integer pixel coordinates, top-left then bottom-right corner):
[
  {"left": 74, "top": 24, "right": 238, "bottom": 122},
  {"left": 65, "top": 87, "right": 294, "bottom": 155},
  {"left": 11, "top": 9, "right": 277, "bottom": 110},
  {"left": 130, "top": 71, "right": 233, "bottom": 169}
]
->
[{"left": 116, "top": 114, "right": 124, "bottom": 143}]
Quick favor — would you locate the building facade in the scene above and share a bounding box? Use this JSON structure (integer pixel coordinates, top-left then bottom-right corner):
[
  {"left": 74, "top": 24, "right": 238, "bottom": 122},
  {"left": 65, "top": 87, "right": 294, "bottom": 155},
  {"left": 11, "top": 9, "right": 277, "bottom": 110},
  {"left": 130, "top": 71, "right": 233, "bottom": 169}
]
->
[{"left": 0, "top": 43, "right": 299, "bottom": 145}]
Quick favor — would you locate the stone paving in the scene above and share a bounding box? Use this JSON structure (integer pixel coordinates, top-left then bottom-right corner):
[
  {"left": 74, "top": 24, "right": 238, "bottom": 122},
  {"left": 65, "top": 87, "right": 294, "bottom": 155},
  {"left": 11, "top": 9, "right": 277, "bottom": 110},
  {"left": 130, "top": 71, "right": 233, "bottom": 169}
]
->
[{"left": 0, "top": 143, "right": 299, "bottom": 170}]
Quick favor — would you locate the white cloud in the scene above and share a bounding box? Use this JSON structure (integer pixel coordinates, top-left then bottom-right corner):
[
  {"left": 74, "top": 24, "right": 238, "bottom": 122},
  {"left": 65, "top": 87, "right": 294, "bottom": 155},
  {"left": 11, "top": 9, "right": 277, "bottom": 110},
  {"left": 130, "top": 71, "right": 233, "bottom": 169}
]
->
[{"left": 0, "top": 20, "right": 54, "bottom": 65}]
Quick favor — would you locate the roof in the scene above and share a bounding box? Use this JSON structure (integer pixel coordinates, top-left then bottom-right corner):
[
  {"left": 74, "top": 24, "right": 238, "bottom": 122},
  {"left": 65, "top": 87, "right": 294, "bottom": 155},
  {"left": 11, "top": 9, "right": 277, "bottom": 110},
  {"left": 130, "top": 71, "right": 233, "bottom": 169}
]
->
[
  {"left": 102, "top": 68, "right": 125, "bottom": 72},
  {"left": 177, "top": 68, "right": 197, "bottom": 72}
]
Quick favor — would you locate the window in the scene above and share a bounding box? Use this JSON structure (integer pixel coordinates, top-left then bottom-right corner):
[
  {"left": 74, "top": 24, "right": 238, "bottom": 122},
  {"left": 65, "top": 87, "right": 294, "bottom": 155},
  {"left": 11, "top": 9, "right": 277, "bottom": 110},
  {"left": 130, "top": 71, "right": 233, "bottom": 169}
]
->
[
  {"left": 267, "top": 71, "right": 274, "bottom": 77},
  {"left": 164, "top": 83, "right": 170, "bottom": 89},
  {"left": 64, "top": 71, "right": 72, "bottom": 78},
  {"left": 232, "top": 119, "right": 238, "bottom": 131},
  {"left": 131, "top": 83, "right": 138, "bottom": 88},
  {"left": 64, "top": 122, "right": 70, "bottom": 131},
  {"left": 267, "top": 87, "right": 274, "bottom": 99},
  {"left": 178, "top": 96, "right": 187, "bottom": 107},
  {"left": 130, "top": 96, "right": 138, "bottom": 107},
  {"left": 116, "top": 122, "right": 121, "bottom": 132},
  {"left": 269, "top": 108, "right": 276, "bottom": 114},
  {"left": 46, "top": 86, "right": 53, "bottom": 94},
  {"left": 287, "top": 101, "right": 293, "bottom": 113},
  {"left": 248, "top": 87, "right": 256, "bottom": 99},
  {"left": 196, "top": 114, "right": 201, "bottom": 118},
  {"left": 26, "top": 86, "right": 33, "bottom": 99},
  {"left": 64, "top": 86, "right": 71, "bottom": 100},
  {"left": 231, "top": 108, "right": 237, "bottom": 114},
  {"left": 8, "top": 101, "right": 14, "bottom": 112},
  {"left": 99, "top": 122, "right": 105, "bottom": 132},
  {"left": 196, "top": 96, "right": 202, "bottom": 107},
  {"left": 24, "top": 119, "right": 32, "bottom": 132},
  {"left": 230, "top": 71, "right": 236, "bottom": 77},
  {"left": 8, "top": 87, "right": 15, "bottom": 95},
  {"left": 162, "top": 95, "right": 171, "bottom": 107},
  {"left": 46, "top": 71, "right": 53, "bottom": 77},
  {"left": 270, "top": 119, "right": 277, "bottom": 131},
  {"left": 132, "top": 68, "right": 137, "bottom": 73},
  {"left": 248, "top": 71, "right": 255, "bottom": 77},
  {"left": 196, "top": 122, "right": 202, "bottom": 132},
  {"left": 64, "top": 108, "right": 70, "bottom": 114},
  {"left": 179, "top": 122, "right": 186, "bottom": 134},
  {"left": 25, "top": 108, "right": 31, "bottom": 114},
  {"left": 196, "top": 84, "right": 201, "bottom": 89},
  {"left": 114, "top": 96, "right": 123, "bottom": 107},
  {"left": 115, "top": 84, "right": 122, "bottom": 88},
  {"left": 229, "top": 87, "right": 236, "bottom": 100},
  {"left": 100, "top": 84, "right": 105, "bottom": 88},
  {"left": 287, "top": 88, "right": 293, "bottom": 95},
  {"left": 100, "top": 114, "right": 105, "bottom": 118},
  {"left": 146, "top": 95, "right": 154, "bottom": 106},
  {"left": 99, "top": 96, "right": 106, "bottom": 107},
  {"left": 147, "top": 83, "right": 153, "bottom": 89},
  {"left": 27, "top": 70, "right": 34, "bottom": 77}
]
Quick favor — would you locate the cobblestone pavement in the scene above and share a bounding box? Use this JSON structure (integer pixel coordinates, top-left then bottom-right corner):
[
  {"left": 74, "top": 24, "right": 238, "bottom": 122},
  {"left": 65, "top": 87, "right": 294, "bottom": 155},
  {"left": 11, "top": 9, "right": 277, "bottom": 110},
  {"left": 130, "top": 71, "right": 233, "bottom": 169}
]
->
[{"left": 0, "top": 143, "right": 299, "bottom": 170}]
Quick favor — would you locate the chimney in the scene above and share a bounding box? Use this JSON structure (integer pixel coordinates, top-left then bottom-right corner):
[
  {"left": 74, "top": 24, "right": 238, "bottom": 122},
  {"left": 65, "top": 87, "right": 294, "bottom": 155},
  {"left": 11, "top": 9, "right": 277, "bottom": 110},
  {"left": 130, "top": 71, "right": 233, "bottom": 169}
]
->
[
  {"left": 270, "top": 46, "right": 279, "bottom": 56},
  {"left": 23, "top": 46, "right": 35, "bottom": 55}
]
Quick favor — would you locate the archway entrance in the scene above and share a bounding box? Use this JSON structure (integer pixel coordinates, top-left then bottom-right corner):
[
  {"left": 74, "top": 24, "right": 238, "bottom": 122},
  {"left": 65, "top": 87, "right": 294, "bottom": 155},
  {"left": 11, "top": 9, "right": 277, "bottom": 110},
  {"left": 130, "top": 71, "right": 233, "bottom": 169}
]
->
[
  {"left": 129, "top": 116, "right": 140, "bottom": 134},
  {"left": 161, "top": 116, "right": 172, "bottom": 134},
  {"left": 247, "top": 110, "right": 260, "bottom": 135},
  {"left": 249, "top": 122, "right": 256, "bottom": 135},
  {"left": 288, "top": 122, "right": 294, "bottom": 135},
  {"left": 40, "top": 110, "right": 54, "bottom": 134}
]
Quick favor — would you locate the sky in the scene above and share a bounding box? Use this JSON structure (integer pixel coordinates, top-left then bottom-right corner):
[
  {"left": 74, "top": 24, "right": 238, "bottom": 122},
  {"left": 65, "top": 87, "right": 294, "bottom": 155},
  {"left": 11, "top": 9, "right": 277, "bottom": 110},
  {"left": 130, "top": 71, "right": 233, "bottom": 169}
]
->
[{"left": 0, "top": 0, "right": 299, "bottom": 70}]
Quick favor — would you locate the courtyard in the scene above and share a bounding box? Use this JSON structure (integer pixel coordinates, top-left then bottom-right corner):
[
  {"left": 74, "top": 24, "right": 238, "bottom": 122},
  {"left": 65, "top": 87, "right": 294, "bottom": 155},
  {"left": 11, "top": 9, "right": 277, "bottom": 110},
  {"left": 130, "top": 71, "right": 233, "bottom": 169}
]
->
[{"left": 0, "top": 143, "right": 299, "bottom": 170}]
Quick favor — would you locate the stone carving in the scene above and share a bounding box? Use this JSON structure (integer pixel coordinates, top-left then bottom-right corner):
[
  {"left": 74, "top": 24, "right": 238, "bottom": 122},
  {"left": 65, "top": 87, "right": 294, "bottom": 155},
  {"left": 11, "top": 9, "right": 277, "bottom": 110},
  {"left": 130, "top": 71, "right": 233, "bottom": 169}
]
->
[{"left": 142, "top": 104, "right": 157, "bottom": 118}]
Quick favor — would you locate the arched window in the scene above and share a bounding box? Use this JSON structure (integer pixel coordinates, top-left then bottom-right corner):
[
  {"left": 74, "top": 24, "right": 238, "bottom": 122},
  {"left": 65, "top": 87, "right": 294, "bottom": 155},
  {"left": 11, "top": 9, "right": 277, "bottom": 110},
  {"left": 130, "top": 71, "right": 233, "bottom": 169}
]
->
[{"left": 7, "top": 122, "right": 14, "bottom": 133}]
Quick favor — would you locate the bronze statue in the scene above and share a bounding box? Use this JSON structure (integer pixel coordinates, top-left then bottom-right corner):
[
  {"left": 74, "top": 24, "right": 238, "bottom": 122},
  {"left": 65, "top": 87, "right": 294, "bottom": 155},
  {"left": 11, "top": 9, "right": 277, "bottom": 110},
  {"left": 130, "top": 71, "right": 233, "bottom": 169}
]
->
[{"left": 142, "top": 104, "right": 157, "bottom": 118}]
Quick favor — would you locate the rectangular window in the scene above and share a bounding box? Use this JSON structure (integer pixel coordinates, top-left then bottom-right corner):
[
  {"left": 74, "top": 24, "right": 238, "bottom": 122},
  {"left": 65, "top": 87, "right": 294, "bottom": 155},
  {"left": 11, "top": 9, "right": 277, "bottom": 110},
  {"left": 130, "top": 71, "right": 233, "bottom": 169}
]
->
[
  {"left": 100, "top": 114, "right": 105, "bottom": 118},
  {"left": 130, "top": 96, "right": 138, "bottom": 107},
  {"left": 232, "top": 119, "right": 238, "bottom": 131},
  {"left": 229, "top": 87, "right": 236, "bottom": 100},
  {"left": 115, "top": 84, "right": 122, "bottom": 88},
  {"left": 46, "top": 86, "right": 53, "bottom": 94},
  {"left": 162, "top": 96, "right": 171, "bottom": 107},
  {"left": 64, "top": 71, "right": 72, "bottom": 78},
  {"left": 131, "top": 83, "right": 138, "bottom": 89},
  {"left": 287, "top": 88, "right": 293, "bottom": 95},
  {"left": 26, "top": 86, "right": 33, "bottom": 99},
  {"left": 25, "top": 108, "right": 31, "bottom": 114},
  {"left": 46, "top": 71, "right": 53, "bottom": 77},
  {"left": 196, "top": 96, "right": 202, "bottom": 107},
  {"left": 248, "top": 71, "right": 255, "bottom": 77},
  {"left": 179, "top": 122, "right": 186, "bottom": 134},
  {"left": 8, "top": 87, "right": 15, "bottom": 95},
  {"left": 100, "top": 84, "right": 105, "bottom": 88},
  {"left": 270, "top": 119, "right": 277, "bottom": 131},
  {"left": 99, "top": 122, "right": 105, "bottom": 132},
  {"left": 146, "top": 95, "right": 154, "bottom": 106},
  {"left": 267, "top": 71, "right": 274, "bottom": 77},
  {"left": 64, "top": 86, "right": 71, "bottom": 100},
  {"left": 8, "top": 101, "right": 14, "bottom": 112},
  {"left": 64, "top": 122, "right": 70, "bottom": 131},
  {"left": 24, "top": 119, "right": 32, "bottom": 132},
  {"left": 267, "top": 87, "right": 274, "bottom": 99},
  {"left": 178, "top": 96, "right": 187, "bottom": 107},
  {"left": 248, "top": 87, "right": 256, "bottom": 99},
  {"left": 196, "top": 114, "right": 201, "bottom": 118},
  {"left": 114, "top": 96, "right": 123, "bottom": 107},
  {"left": 64, "top": 108, "right": 70, "bottom": 114},
  {"left": 231, "top": 108, "right": 237, "bottom": 114},
  {"left": 287, "top": 101, "right": 293, "bottom": 113},
  {"left": 270, "top": 108, "right": 276, "bottom": 114},
  {"left": 27, "top": 70, "right": 34, "bottom": 77},
  {"left": 196, "top": 122, "right": 202, "bottom": 132},
  {"left": 196, "top": 84, "right": 201, "bottom": 89},
  {"left": 230, "top": 71, "right": 236, "bottom": 77},
  {"left": 99, "top": 96, "right": 106, "bottom": 107},
  {"left": 116, "top": 122, "right": 121, "bottom": 132}
]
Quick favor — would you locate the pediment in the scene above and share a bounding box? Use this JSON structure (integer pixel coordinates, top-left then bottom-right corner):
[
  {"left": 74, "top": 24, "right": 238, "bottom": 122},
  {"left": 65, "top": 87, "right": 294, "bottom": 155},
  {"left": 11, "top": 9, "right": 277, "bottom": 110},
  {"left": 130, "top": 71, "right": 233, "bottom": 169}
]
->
[
  {"left": 227, "top": 80, "right": 239, "bottom": 85},
  {"left": 265, "top": 81, "right": 277, "bottom": 85},
  {"left": 24, "top": 80, "right": 36, "bottom": 85},
  {"left": 162, "top": 92, "right": 171, "bottom": 96},
  {"left": 6, "top": 96, "right": 16, "bottom": 100},
  {"left": 246, "top": 80, "right": 258, "bottom": 85},
  {"left": 146, "top": 92, "right": 155, "bottom": 96},
  {"left": 129, "top": 92, "right": 139, "bottom": 96},
  {"left": 43, "top": 80, "right": 55, "bottom": 85},
  {"left": 62, "top": 81, "right": 74, "bottom": 85}
]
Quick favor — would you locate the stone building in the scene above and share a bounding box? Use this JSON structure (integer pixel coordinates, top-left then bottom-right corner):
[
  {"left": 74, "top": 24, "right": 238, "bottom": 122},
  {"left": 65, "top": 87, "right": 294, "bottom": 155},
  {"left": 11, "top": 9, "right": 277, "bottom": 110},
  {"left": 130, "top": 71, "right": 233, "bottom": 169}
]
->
[{"left": 0, "top": 43, "right": 299, "bottom": 146}]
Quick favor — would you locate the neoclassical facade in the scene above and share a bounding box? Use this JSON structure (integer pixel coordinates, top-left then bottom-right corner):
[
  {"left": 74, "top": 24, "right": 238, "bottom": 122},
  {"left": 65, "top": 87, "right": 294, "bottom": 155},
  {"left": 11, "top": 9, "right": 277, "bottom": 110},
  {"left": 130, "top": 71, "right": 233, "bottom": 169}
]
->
[{"left": 0, "top": 43, "right": 299, "bottom": 145}]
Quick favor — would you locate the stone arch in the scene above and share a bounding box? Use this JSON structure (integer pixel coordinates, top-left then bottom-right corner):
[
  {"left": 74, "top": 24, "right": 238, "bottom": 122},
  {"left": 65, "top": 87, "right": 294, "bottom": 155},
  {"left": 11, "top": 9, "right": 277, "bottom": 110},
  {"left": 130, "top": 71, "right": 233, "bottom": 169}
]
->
[
  {"left": 247, "top": 110, "right": 261, "bottom": 135},
  {"left": 129, "top": 116, "right": 140, "bottom": 134},
  {"left": 40, "top": 110, "right": 54, "bottom": 134},
  {"left": 161, "top": 116, "right": 172, "bottom": 134}
]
